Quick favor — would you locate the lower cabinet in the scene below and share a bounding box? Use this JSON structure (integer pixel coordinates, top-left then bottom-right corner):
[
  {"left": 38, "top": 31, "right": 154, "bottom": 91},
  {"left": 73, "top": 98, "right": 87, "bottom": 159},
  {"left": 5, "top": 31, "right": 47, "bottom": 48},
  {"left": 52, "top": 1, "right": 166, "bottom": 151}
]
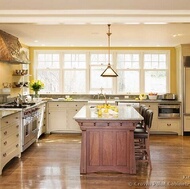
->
[
  {"left": 140, "top": 102, "right": 181, "bottom": 135},
  {"left": 0, "top": 112, "right": 21, "bottom": 175},
  {"left": 184, "top": 115, "right": 190, "bottom": 132},
  {"left": 47, "top": 101, "right": 87, "bottom": 133}
]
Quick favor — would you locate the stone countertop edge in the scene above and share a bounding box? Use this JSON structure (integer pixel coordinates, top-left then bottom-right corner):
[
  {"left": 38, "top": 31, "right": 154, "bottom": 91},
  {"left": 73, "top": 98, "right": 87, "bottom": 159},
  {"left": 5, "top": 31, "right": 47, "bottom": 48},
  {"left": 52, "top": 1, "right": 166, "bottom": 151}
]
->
[{"left": 0, "top": 109, "right": 21, "bottom": 118}]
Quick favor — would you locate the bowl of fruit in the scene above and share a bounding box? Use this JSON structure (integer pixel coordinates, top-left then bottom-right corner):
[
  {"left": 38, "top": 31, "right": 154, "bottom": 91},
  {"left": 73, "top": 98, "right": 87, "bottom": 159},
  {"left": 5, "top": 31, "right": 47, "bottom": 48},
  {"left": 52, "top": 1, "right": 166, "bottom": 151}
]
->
[{"left": 148, "top": 93, "right": 158, "bottom": 100}]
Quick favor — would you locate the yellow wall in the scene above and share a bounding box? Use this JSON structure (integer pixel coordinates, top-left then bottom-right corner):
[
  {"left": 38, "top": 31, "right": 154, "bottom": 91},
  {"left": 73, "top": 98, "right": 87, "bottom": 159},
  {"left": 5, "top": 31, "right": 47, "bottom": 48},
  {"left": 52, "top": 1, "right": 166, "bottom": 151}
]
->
[
  {"left": 29, "top": 46, "right": 177, "bottom": 93},
  {"left": 0, "top": 62, "right": 23, "bottom": 97}
]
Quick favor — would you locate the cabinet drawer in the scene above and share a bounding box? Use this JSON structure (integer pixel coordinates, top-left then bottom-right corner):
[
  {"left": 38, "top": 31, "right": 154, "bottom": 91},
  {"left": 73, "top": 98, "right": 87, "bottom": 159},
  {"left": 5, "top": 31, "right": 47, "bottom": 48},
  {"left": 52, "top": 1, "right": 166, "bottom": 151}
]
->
[
  {"left": 48, "top": 102, "right": 86, "bottom": 108},
  {"left": 1, "top": 124, "right": 19, "bottom": 140},
  {"left": 1, "top": 114, "right": 20, "bottom": 130},
  {"left": 158, "top": 120, "right": 179, "bottom": 131},
  {"left": 1, "top": 142, "right": 20, "bottom": 166},
  {"left": 1, "top": 133, "right": 20, "bottom": 151}
]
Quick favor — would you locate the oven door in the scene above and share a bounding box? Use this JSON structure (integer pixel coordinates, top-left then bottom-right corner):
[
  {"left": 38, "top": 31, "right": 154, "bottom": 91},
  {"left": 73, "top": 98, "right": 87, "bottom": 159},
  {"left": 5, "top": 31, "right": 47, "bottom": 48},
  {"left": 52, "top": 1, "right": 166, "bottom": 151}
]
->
[
  {"left": 23, "top": 119, "right": 31, "bottom": 145},
  {"left": 31, "top": 116, "right": 38, "bottom": 139}
]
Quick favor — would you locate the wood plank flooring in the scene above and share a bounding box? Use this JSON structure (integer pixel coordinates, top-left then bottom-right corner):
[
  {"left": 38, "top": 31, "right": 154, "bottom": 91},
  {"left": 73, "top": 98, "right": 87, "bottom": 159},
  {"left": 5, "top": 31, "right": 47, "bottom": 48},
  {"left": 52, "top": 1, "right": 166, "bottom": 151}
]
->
[{"left": 1, "top": 134, "right": 190, "bottom": 189}]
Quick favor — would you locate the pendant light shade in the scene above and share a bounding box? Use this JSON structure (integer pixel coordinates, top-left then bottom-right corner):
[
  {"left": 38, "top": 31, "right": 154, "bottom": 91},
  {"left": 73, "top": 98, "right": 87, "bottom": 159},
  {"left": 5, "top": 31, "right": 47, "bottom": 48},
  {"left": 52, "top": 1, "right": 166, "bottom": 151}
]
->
[{"left": 101, "top": 24, "right": 118, "bottom": 77}]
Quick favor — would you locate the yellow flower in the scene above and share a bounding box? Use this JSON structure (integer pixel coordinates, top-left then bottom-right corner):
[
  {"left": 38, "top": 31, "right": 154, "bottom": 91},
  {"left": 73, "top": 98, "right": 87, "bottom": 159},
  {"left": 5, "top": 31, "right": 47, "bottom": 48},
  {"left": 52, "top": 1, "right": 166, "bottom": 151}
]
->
[{"left": 30, "top": 80, "right": 44, "bottom": 91}]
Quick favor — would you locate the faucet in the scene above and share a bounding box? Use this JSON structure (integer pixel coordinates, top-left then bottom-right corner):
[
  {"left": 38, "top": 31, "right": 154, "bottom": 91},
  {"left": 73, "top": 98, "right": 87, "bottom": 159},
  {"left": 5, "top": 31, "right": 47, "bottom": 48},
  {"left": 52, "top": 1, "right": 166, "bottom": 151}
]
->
[
  {"left": 97, "top": 88, "right": 107, "bottom": 104},
  {"left": 15, "top": 93, "right": 23, "bottom": 106}
]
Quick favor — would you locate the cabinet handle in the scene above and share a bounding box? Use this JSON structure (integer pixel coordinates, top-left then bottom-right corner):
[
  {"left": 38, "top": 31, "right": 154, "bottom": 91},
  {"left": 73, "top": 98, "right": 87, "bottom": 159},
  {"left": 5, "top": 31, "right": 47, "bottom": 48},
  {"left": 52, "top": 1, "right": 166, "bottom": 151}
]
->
[
  {"left": 3, "top": 153, "right": 7, "bottom": 157},
  {"left": 167, "top": 123, "right": 171, "bottom": 126},
  {"left": 4, "top": 141, "right": 7, "bottom": 145},
  {"left": 4, "top": 131, "right": 7, "bottom": 135}
]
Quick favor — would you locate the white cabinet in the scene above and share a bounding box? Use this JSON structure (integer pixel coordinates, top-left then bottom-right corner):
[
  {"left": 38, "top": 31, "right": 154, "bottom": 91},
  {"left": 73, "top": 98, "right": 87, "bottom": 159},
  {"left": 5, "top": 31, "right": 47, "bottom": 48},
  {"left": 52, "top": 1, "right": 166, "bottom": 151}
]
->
[
  {"left": 140, "top": 102, "right": 158, "bottom": 131},
  {"left": 0, "top": 112, "right": 21, "bottom": 175},
  {"left": 47, "top": 101, "right": 87, "bottom": 133}
]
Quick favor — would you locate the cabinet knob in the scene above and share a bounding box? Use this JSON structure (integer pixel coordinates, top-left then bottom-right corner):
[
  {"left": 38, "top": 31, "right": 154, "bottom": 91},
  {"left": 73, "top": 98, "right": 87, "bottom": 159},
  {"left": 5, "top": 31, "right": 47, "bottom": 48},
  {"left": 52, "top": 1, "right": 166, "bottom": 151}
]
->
[
  {"left": 16, "top": 144, "right": 19, "bottom": 148},
  {"left": 4, "top": 141, "right": 7, "bottom": 145},
  {"left": 4, "top": 131, "right": 7, "bottom": 135},
  {"left": 6, "top": 121, "right": 8, "bottom": 124},
  {"left": 16, "top": 134, "right": 19, "bottom": 137},
  {"left": 3, "top": 153, "right": 7, "bottom": 157}
]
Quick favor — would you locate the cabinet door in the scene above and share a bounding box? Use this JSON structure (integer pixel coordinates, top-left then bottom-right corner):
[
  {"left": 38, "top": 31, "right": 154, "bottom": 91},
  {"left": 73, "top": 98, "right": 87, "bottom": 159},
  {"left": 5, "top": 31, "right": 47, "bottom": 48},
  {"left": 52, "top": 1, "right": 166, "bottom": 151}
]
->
[
  {"left": 47, "top": 109, "right": 67, "bottom": 133},
  {"left": 67, "top": 108, "right": 81, "bottom": 132},
  {"left": 184, "top": 116, "right": 190, "bottom": 131}
]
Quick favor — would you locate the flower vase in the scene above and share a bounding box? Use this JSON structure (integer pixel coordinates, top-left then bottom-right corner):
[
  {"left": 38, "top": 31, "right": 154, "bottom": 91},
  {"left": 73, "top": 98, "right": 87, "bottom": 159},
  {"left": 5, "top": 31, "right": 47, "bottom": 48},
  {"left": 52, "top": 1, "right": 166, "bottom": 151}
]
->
[{"left": 34, "top": 90, "right": 39, "bottom": 98}]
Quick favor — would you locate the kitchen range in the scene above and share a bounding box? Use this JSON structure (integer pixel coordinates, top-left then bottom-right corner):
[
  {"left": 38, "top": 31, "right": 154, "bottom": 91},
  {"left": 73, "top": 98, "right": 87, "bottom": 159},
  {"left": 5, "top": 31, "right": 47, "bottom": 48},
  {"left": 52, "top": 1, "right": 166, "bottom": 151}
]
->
[{"left": 0, "top": 101, "right": 44, "bottom": 152}]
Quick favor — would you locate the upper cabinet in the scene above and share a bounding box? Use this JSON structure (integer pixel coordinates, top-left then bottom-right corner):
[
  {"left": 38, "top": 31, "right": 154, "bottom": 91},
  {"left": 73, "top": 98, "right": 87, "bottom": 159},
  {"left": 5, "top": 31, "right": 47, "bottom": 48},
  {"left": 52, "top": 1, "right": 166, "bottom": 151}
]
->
[{"left": 0, "top": 30, "right": 30, "bottom": 64}]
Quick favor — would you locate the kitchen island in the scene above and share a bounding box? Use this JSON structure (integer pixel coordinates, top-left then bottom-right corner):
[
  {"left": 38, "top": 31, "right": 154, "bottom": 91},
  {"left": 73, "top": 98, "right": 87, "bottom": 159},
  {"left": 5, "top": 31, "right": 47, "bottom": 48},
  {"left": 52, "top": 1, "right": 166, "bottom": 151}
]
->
[{"left": 74, "top": 105, "right": 143, "bottom": 174}]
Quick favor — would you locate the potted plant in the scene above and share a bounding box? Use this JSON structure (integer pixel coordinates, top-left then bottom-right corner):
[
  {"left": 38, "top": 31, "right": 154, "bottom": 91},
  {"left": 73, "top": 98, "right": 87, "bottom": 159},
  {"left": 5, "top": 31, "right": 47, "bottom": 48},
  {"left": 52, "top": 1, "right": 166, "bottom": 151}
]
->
[{"left": 30, "top": 80, "right": 44, "bottom": 98}]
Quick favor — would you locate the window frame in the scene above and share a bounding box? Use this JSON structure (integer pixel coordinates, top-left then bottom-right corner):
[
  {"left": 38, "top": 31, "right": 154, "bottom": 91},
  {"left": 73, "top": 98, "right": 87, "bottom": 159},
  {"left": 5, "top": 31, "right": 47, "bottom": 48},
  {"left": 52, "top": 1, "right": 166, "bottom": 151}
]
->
[{"left": 34, "top": 50, "right": 170, "bottom": 95}]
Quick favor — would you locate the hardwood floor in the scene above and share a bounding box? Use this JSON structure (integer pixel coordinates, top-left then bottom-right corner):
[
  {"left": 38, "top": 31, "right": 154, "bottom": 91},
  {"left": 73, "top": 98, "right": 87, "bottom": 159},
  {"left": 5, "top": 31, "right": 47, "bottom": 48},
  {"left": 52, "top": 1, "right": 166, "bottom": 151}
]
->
[{"left": 1, "top": 134, "right": 190, "bottom": 189}]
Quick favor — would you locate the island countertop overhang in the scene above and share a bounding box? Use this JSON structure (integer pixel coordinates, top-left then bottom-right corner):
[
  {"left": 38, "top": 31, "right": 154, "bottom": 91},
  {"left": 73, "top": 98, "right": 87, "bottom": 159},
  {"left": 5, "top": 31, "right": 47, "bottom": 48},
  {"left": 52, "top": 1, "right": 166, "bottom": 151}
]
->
[{"left": 74, "top": 105, "right": 143, "bottom": 121}]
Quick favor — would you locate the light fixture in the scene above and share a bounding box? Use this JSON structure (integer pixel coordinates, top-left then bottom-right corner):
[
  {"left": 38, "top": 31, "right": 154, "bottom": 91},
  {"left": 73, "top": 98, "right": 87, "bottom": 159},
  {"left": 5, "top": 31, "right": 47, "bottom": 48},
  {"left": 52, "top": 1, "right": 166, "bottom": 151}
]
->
[{"left": 101, "top": 24, "right": 118, "bottom": 77}]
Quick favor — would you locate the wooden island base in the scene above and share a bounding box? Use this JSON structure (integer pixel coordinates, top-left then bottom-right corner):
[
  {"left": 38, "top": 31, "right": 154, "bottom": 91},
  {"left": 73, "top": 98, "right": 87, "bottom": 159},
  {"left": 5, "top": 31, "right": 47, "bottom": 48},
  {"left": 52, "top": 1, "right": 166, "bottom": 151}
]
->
[{"left": 78, "top": 120, "right": 138, "bottom": 174}]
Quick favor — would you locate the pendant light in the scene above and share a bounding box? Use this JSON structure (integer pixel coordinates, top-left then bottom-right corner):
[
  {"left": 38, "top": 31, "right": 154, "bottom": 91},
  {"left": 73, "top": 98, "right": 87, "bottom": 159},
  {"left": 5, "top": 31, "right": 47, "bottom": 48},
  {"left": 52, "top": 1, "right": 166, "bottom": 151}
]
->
[{"left": 101, "top": 24, "right": 118, "bottom": 77}]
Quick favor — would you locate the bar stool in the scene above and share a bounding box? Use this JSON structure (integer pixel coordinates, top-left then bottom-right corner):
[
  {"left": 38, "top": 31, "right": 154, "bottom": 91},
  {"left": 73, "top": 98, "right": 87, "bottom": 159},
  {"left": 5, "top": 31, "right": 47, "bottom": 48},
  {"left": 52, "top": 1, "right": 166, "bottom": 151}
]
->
[
  {"left": 136, "top": 105, "right": 148, "bottom": 129},
  {"left": 134, "top": 109, "right": 153, "bottom": 169}
]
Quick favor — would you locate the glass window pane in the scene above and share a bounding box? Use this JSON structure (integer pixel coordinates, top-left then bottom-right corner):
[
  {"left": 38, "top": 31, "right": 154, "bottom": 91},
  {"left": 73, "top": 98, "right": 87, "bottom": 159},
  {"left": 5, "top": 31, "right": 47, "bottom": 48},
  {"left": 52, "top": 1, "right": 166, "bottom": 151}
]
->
[
  {"left": 90, "top": 54, "right": 112, "bottom": 65},
  {"left": 64, "top": 54, "right": 86, "bottom": 68},
  {"left": 64, "top": 70, "right": 86, "bottom": 93},
  {"left": 117, "top": 71, "right": 139, "bottom": 93},
  {"left": 144, "top": 71, "right": 166, "bottom": 93},
  {"left": 117, "top": 53, "right": 139, "bottom": 69},
  {"left": 90, "top": 67, "right": 112, "bottom": 89},
  {"left": 37, "top": 70, "right": 60, "bottom": 93}
]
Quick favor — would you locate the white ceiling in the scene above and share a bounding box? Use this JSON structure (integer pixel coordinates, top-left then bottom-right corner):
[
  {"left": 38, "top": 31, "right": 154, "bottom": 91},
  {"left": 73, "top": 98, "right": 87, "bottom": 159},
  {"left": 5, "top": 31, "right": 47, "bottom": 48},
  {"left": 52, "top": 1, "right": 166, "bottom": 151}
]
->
[{"left": 1, "top": 0, "right": 190, "bottom": 47}]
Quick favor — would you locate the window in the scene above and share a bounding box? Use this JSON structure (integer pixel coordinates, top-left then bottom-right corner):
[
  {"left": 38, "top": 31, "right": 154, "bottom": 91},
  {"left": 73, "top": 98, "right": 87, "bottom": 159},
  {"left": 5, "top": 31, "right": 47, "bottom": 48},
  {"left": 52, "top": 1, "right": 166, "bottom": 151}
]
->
[
  {"left": 143, "top": 53, "right": 168, "bottom": 93},
  {"left": 117, "top": 53, "right": 140, "bottom": 94},
  {"left": 35, "top": 50, "right": 170, "bottom": 94},
  {"left": 36, "top": 53, "right": 60, "bottom": 93},
  {"left": 89, "top": 53, "right": 113, "bottom": 94},
  {"left": 63, "top": 54, "right": 86, "bottom": 93}
]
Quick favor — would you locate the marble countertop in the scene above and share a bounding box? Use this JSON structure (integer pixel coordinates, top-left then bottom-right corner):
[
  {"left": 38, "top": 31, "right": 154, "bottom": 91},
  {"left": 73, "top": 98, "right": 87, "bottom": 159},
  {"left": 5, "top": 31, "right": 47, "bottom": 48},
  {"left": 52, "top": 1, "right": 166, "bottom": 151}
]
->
[
  {"left": 74, "top": 105, "right": 143, "bottom": 121},
  {"left": 0, "top": 110, "right": 21, "bottom": 118}
]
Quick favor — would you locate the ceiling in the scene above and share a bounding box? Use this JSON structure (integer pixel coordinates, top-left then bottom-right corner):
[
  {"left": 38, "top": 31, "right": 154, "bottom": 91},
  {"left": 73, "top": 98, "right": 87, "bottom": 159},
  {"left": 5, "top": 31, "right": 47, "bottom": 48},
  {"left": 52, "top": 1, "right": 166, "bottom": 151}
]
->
[{"left": 1, "top": 0, "right": 190, "bottom": 47}]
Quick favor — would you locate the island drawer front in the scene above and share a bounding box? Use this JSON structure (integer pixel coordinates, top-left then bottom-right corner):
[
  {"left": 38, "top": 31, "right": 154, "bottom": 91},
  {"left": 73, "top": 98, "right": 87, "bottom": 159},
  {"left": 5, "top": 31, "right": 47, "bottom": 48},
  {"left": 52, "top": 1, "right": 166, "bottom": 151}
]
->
[{"left": 79, "top": 121, "right": 136, "bottom": 128}]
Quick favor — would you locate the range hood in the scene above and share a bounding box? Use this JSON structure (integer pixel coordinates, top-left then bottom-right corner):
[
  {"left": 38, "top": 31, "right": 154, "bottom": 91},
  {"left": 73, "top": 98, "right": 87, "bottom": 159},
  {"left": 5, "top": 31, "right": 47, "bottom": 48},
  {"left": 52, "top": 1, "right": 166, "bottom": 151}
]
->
[{"left": 0, "top": 30, "right": 30, "bottom": 64}]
